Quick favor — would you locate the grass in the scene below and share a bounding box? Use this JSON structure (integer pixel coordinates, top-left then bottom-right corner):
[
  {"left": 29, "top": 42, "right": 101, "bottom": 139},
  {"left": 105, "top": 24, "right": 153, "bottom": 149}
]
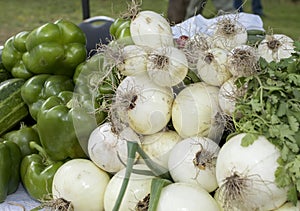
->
[{"left": 0, "top": 0, "right": 299, "bottom": 45}]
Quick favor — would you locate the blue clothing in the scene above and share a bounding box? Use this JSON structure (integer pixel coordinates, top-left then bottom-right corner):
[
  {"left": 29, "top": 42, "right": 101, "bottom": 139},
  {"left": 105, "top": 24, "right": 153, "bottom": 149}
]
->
[{"left": 234, "top": 0, "right": 263, "bottom": 16}]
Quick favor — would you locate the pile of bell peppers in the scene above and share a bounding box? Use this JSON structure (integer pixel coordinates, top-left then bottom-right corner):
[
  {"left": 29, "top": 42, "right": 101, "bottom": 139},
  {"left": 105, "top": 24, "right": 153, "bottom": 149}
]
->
[{"left": 0, "top": 19, "right": 117, "bottom": 203}]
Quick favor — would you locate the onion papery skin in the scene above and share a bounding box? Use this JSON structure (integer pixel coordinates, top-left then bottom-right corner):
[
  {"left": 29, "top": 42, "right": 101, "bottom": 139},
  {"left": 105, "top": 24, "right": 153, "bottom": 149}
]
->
[
  {"left": 216, "top": 133, "right": 287, "bottom": 211},
  {"left": 156, "top": 182, "right": 220, "bottom": 211},
  {"left": 197, "top": 47, "right": 232, "bottom": 87},
  {"left": 104, "top": 164, "right": 155, "bottom": 211},
  {"left": 52, "top": 159, "right": 110, "bottom": 211},
  {"left": 168, "top": 136, "right": 220, "bottom": 192},
  {"left": 117, "top": 45, "right": 148, "bottom": 76},
  {"left": 115, "top": 73, "right": 174, "bottom": 135},
  {"left": 211, "top": 20, "right": 248, "bottom": 51},
  {"left": 147, "top": 46, "right": 189, "bottom": 87},
  {"left": 218, "top": 77, "right": 238, "bottom": 116},
  {"left": 87, "top": 122, "right": 140, "bottom": 174},
  {"left": 227, "top": 44, "right": 259, "bottom": 77},
  {"left": 130, "top": 10, "right": 174, "bottom": 48},
  {"left": 139, "top": 130, "right": 182, "bottom": 169},
  {"left": 171, "top": 82, "right": 224, "bottom": 142},
  {"left": 257, "top": 34, "right": 295, "bottom": 63}
]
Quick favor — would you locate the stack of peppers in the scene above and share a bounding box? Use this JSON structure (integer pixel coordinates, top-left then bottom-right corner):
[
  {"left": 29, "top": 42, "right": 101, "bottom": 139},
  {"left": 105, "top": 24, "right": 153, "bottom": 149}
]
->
[{"left": 0, "top": 19, "right": 117, "bottom": 203}]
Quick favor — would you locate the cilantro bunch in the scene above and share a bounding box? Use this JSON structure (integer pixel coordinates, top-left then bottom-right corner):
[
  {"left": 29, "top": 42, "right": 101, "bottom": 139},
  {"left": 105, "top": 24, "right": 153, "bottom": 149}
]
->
[{"left": 232, "top": 42, "right": 300, "bottom": 204}]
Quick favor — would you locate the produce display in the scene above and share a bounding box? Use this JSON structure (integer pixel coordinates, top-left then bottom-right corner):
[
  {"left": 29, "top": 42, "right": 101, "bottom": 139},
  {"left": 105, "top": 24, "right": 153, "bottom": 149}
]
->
[{"left": 0, "top": 4, "right": 300, "bottom": 211}]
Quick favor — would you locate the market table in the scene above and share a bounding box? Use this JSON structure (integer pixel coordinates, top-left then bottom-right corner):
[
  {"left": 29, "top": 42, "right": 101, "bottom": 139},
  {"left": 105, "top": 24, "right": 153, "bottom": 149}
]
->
[{"left": 0, "top": 12, "right": 264, "bottom": 211}]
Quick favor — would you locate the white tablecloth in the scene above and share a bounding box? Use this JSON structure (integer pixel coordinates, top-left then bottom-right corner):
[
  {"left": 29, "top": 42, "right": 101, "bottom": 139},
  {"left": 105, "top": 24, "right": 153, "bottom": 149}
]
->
[
  {"left": 0, "top": 184, "right": 41, "bottom": 211},
  {"left": 172, "top": 12, "right": 264, "bottom": 38}
]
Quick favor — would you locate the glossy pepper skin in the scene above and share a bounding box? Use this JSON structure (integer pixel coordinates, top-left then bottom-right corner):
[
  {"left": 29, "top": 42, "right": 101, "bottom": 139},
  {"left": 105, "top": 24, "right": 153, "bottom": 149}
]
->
[
  {"left": 37, "top": 91, "right": 97, "bottom": 161},
  {"left": 1, "top": 31, "right": 33, "bottom": 79},
  {"left": 3, "top": 124, "right": 40, "bottom": 158},
  {"left": 22, "top": 19, "right": 87, "bottom": 77},
  {"left": 21, "top": 74, "right": 74, "bottom": 121},
  {"left": 20, "top": 141, "right": 63, "bottom": 202},
  {"left": 109, "top": 18, "right": 133, "bottom": 45},
  {"left": 73, "top": 53, "right": 121, "bottom": 125},
  {"left": 0, "top": 140, "right": 22, "bottom": 202}
]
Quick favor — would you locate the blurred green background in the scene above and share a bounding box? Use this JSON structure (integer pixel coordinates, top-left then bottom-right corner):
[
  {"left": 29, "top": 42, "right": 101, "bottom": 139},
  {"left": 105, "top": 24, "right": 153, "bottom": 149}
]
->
[{"left": 0, "top": 0, "right": 299, "bottom": 45}]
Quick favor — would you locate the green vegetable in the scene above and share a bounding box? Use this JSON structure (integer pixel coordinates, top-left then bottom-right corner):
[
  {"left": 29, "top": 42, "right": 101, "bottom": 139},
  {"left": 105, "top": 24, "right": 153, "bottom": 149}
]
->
[
  {"left": 20, "top": 141, "right": 63, "bottom": 201},
  {"left": 37, "top": 91, "right": 97, "bottom": 161},
  {"left": 73, "top": 53, "right": 121, "bottom": 125},
  {"left": 21, "top": 74, "right": 74, "bottom": 121},
  {"left": 3, "top": 123, "right": 40, "bottom": 158},
  {"left": 22, "top": 19, "right": 87, "bottom": 77},
  {"left": 0, "top": 68, "right": 11, "bottom": 83},
  {"left": 0, "top": 47, "right": 12, "bottom": 82},
  {"left": 0, "top": 140, "right": 22, "bottom": 202},
  {"left": 233, "top": 41, "right": 300, "bottom": 204},
  {"left": 1, "top": 31, "right": 33, "bottom": 79},
  {"left": 0, "top": 78, "right": 29, "bottom": 136},
  {"left": 109, "top": 18, "right": 133, "bottom": 44}
]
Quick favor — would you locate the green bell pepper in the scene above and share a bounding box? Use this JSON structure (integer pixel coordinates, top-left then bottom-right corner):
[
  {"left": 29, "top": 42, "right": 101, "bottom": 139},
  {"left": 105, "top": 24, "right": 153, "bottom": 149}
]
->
[
  {"left": 73, "top": 53, "right": 121, "bottom": 125},
  {"left": 3, "top": 123, "right": 40, "bottom": 158},
  {"left": 20, "top": 141, "right": 63, "bottom": 201},
  {"left": 109, "top": 18, "right": 133, "bottom": 45},
  {"left": 22, "top": 19, "right": 87, "bottom": 77},
  {"left": 37, "top": 91, "right": 97, "bottom": 161},
  {"left": 1, "top": 31, "right": 33, "bottom": 79},
  {"left": 21, "top": 74, "right": 74, "bottom": 121},
  {"left": 0, "top": 140, "right": 22, "bottom": 202}
]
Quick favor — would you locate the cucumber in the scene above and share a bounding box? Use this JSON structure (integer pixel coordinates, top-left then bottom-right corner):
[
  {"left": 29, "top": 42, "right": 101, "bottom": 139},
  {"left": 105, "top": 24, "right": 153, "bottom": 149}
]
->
[{"left": 0, "top": 78, "right": 29, "bottom": 136}]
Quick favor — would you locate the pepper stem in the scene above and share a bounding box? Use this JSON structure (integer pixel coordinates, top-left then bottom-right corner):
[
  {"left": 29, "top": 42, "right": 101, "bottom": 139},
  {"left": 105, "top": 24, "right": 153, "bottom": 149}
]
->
[{"left": 29, "top": 141, "right": 55, "bottom": 165}]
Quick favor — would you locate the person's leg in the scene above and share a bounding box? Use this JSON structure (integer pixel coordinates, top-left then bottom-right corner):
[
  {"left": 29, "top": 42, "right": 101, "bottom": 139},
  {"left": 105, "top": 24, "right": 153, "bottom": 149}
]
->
[
  {"left": 185, "top": 0, "right": 207, "bottom": 19},
  {"left": 167, "top": 0, "right": 191, "bottom": 24},
  {"left": 252, "top": 0, "right": 263, "bottom": 15},
  {"left": 234, "top": 0, "right": 244, "bottom": 12},
  {"left": 212, "top": 0, "right": 235, "bottom": 13}
]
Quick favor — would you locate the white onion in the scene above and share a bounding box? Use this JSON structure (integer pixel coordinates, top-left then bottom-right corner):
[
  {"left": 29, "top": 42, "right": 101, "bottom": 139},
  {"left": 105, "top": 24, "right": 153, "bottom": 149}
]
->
[
  {"left": 257, "top": 34, "right": 295, "bottom": 63},
  {"left": 52, "top": 159, "right": 110, "bottom": 211},
  {"left": 181, "top": 33, "right": 212, "bottom": 70},
  {"left": 139, "top": 130, "right": 182, "bottom": 168},
  {"left": 211, "top": 18, "right": 248, "bottom": 50},
  {"left": 168, "top": 136, "right": 220, "bottom": 192},
  {"left": 227, "top": 44, "right": 259, "bottom": 77},
  {"left": 87, "top": 122, "right": 140, "bottom": 173},
  {"left": 215, "top": 133, "right": 287, "bottom": 210},
  {"left": 156, "top": 182, "right": 220, "bottom": 211},
  {"left": 196, "top": 47, "right": 232, "bottom": 87},
  {"left": 130, "top": 10, "right": 174, "bottom": 48},
  {"left": 147, "top": 46, "right": 188, "bottom": 87},
  {"left": 104, "top": 164, "right": 154, "bottom": 211},
  {"left": 171, "top": 82, "right": 225, "bottom": 142},
  {"left": 114, "top": 72, "right": 174, "bottom": 135},
  {"left": 218, "top": 77, "right": 238, "bottom": 116},
  {"left": 116, "top": 45, "right": 148, "bottom": 76}
]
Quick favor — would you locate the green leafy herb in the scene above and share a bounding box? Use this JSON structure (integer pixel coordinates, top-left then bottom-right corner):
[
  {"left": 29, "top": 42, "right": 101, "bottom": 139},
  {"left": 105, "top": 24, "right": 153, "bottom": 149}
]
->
[{"left": 233, "top": 41, "right": 300, "bottom": 204}]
